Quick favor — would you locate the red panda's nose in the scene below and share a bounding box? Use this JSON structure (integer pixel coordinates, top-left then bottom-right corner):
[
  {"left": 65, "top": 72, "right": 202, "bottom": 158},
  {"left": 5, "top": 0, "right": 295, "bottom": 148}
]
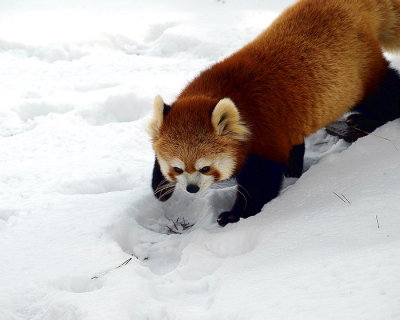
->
[{"left": 186, "top": 184, "right": 200, "bottom": 193}]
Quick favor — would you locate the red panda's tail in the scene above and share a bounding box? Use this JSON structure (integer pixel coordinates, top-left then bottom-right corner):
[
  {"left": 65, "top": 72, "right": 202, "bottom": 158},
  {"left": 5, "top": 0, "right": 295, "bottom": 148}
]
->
[{"left": 376, "top": 0, "right": 400, "bottom": 51}]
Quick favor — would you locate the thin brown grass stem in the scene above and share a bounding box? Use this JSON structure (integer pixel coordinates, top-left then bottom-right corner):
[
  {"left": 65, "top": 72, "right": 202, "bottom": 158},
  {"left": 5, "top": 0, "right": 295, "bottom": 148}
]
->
[
  {"left": 351, "top": 125, "right": 399, "bottom": 151},
  {"left": 376, "top": 215, "right": 380, "bottom": 229},
  {"left": 341, "top": 194, "right": 351, "bottom": 205},
  {"left": 333, "top": 192, "right": 351, "bottom": 205},
  {"left": 91, "top": 257, "right": 133, "bottom": 280}
]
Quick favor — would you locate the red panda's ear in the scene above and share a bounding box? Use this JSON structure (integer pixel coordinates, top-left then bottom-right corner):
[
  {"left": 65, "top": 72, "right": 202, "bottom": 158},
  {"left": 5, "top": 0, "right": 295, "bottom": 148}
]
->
[
  {"left": 148, "top": 95, "right": 167, "bottom": 138},
  {"left": 211, "top": 98, "right": 250, "bottom": 141}
]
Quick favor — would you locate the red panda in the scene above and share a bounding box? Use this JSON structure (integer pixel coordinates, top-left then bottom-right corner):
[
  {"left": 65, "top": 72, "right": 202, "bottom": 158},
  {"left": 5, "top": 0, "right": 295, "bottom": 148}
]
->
[{"left": 148, "top": 0, "right": 400, "bottom": 226}]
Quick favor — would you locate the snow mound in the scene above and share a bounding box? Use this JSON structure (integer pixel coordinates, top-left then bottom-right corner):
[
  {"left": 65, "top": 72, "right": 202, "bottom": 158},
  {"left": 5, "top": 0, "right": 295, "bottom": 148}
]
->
[
  {"left": 76, "top": 92, "right": 150, "bottom": 125},
  {"left": 0, "top": 38, "right": 89, "bottom": 62},
  {"left": 16, "top": 101, "right": 74, "bottom": 121}
]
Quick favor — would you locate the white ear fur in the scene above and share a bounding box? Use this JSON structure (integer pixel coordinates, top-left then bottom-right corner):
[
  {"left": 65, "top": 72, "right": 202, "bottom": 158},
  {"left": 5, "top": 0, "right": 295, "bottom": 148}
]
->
[
  {"left": 211, "top": 98, "right": 250, "bottom": 141},
  {"left": 148, "top": 95, "right": 165, "bottom": 138}
]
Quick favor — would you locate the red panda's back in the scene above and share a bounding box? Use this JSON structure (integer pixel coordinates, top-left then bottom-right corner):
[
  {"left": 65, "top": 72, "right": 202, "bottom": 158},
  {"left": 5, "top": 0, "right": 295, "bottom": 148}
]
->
[{"left": 177, "top": 0, "right": 391, "bottom": 162}]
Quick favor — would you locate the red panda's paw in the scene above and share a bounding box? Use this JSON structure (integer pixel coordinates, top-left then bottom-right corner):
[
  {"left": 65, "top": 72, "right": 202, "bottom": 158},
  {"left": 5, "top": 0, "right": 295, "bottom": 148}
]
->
[{"left": 217, "top": 211, "right": 240, "bottom": 227}]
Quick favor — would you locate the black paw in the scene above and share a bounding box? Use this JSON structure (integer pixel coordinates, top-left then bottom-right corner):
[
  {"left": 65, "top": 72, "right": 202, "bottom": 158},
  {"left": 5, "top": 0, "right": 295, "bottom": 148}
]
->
[
  {"left": 217, "top": 211, "right": 240, "bottom": 227},
  {"left": 326, "top": 120, "right": 365, "bottom": 143}
]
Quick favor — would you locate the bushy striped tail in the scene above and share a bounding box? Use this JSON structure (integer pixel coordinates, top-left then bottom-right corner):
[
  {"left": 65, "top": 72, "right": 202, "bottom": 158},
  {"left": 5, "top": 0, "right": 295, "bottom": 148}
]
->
[{"left": 376, "top": 0, "right": 400, "bottom": 51}]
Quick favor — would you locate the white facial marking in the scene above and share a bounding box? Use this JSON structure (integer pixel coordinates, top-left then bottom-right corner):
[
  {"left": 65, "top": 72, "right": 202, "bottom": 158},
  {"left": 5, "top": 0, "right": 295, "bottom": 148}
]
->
[
  {"left": 157, "top": 155, "right": 170, "bottom": 178},
  {"left": 173, "top": 159, "right": 215, "bottom": 194},
  {"left": 157, "top": 156, "right": 185, "bottom": 181},
  {"left": 170, "top": 158, "right": 185, "bottom": 170},
  {"left": 214, "top": 156, "right": 235, "bottom": 180},
  {"left": 195, "top": 158, "right": 212, "bottom": 170},
  {"left": 184, "top": 158, "right": 212, "bottom": 192},
  {"left": 177, "top": 156, "right": 235, "bottom": 193},
  {"left": 177, "top": 172, "right": 214, "bottom": 194},
  {"left": 159, "top": 156, "right": 235, "bottom": 194}
]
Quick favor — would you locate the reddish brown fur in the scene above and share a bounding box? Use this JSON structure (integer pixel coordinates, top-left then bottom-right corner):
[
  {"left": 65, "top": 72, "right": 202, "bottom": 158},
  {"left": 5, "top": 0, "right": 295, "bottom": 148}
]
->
[
  {"left": 210, "top": 169, "right": 221, "bottom": 181},
  {"left": 158, "top": 0, "right": 400, "bottom": 168},
  {"left": 167, "top": 168, "right": 178, "bottom": 182}
]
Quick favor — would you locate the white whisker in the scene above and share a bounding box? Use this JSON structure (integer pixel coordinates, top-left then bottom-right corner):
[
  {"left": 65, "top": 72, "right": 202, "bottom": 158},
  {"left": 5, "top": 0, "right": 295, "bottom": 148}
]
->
[
  {"left": 159, "top": 186, "right": 175, "bottom": 199},
  {"left": 236, "top": 188, "right": 248, "bottom": 209},
  {"left": 210, "top": 179, "right": 237, "bottom": 190},
  {"left": 237, "top": 184, "right": 251, "bottom": 198},
  {"left": 155, "top": 178, "right": 168, "bottom": 190},
  {"left": 155, "top": 182, "right": 175, "bottom": 194},
  {"left": 154, "top": 182, "right": 175, "bottom": 192}
]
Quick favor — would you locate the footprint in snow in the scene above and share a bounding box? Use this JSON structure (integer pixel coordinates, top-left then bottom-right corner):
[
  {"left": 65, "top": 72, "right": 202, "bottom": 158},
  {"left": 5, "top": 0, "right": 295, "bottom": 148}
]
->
[
  {"left": 0, "top": 209, "right": 20, "bottom": 231},
  {"left": 54, "top": 276, "right": 103, "bottom": 293}
]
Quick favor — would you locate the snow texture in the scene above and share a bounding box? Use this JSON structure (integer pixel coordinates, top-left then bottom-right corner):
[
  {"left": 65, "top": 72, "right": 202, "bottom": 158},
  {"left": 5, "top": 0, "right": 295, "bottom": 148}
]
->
[{"left": 0, "top": 1, "right": 399, "bottom": 319}]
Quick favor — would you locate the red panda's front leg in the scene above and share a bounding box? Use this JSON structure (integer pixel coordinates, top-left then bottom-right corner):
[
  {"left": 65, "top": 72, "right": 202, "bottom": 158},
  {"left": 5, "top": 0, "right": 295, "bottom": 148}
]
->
[
  {"left": 217, "top": 154, "right": 286, "bottom": 226},
  {"left": 152, "top": 157, "right": 175, "bottom": 201},
  {"left": 285, "top": 142, "right": 305, "bottom": 178}
]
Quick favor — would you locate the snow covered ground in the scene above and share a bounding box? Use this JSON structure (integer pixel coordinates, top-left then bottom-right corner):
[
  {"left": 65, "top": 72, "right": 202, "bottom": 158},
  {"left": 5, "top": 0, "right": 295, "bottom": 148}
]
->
[{"left": 1, "top": 1, "right": 399, "bottom": 319}]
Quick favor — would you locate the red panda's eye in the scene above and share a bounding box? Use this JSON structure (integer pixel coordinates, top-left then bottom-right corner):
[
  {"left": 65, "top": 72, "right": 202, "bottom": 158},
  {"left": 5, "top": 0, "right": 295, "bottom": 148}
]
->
[
  {"left": 199, "top": 166, "right": 211, "bottom": 174},
  {"left": 173, "top": 167, "right": 183, "bottom": 174}
]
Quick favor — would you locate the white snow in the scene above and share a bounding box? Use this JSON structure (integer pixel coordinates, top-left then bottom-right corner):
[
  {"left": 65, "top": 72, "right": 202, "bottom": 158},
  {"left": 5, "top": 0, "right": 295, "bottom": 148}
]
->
[{"left": 1, "top": 1, "right": 399, "bottom": 319}]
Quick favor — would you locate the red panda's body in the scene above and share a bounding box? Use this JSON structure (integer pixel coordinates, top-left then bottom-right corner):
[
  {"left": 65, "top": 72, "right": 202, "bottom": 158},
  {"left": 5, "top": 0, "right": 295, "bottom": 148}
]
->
[
  {"left": 178, "top": 0, "right": 400, "bottom": 164},
  {"left": 149, "top": 0, "right": 400, "bottom": 226}
]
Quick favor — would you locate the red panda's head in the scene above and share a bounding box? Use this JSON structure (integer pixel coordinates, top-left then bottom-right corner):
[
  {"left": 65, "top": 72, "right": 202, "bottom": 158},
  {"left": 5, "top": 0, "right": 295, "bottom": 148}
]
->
[{"left": 148, "top": 95, "right": 250, "bottom": 194}]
